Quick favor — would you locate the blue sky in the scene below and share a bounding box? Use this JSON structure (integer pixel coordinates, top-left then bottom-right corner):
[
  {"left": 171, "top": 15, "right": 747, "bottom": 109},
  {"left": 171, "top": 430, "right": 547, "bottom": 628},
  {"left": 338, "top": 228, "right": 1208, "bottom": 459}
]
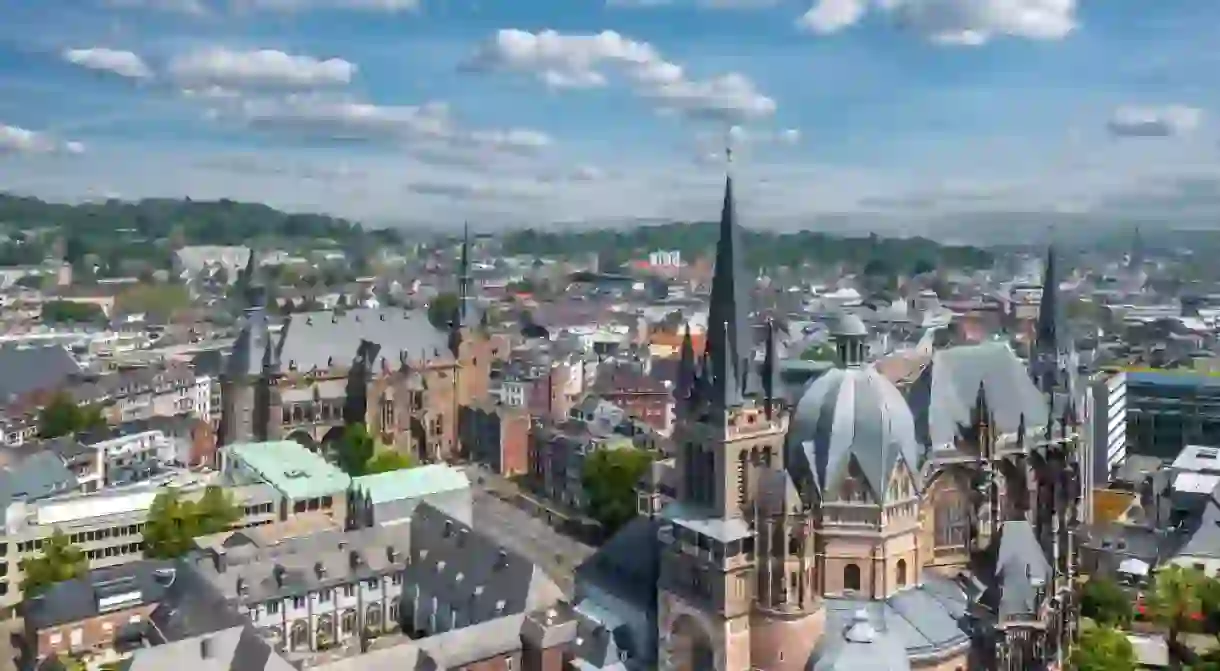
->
[{"left": 0, "top": 0, "right": 1216, "bottom": 233}]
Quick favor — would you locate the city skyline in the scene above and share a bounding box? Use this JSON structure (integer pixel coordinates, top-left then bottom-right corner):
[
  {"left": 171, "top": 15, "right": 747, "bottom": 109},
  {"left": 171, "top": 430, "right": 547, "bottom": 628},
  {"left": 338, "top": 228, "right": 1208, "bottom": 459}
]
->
[{"left": 0, "top": 0, "right": 1217, "bottom": 232}]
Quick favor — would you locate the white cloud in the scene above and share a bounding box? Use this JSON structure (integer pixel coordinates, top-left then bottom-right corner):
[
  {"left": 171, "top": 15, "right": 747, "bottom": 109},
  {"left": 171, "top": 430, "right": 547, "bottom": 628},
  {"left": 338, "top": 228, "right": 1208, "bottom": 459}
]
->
[
  {"left": 466, "top": 29, "right": 776, "bottom": 122},
  {"left": 218, "top": 94, "right": 552, "bottom": 153},
  {"left": 1108, "top": 105, "right": 1203, "bottom": 138},
  {"left": 0, "top": 125, "right": 85, "bottom": 155},
  {"left": 797, "top": 0, "right": 867, "bottom": 34},
  {"left": 799, "top": 0, "right": 1078, "bottom": 45},
  {"left": 168, "top": 48, "right": 357, "bottom": 90},
  {"left": 608, "top": 0, "right": 781, "bottom": 8},
  {"left": 230, "top": 0, "right": 420, "bottom": 11},
  {"left": 103, "top": 0, "right": 210, "bottom": 14},
  {"left": 62, "top": 48, "right": 153, "bottom": 80}
]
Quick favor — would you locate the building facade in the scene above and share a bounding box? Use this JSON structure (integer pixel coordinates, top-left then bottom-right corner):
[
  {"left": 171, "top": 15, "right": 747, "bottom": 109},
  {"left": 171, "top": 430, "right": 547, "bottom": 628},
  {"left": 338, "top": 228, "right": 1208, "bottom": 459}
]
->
[
  {"left": 633, "top": 170, "right": 1084, "bottom": 671},
  {"left": 1125, "top": 370, "right": 1220, "bottom": 460},
  {"left": 219, "top": 236, "right": 493, "bottom": 464}
]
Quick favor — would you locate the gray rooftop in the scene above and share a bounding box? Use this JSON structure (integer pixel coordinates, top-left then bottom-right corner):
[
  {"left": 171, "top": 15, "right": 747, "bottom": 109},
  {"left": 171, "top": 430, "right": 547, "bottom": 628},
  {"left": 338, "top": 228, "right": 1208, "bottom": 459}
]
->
[
  {"left": 907, "top": 341, "right": 1049, "bottom": 451},
  {"left": 194, "top": 524, "right": 412, "bottom": 604},
  {"left": 23, "top": 558, "right": 181, "bottom": 631},
  {"left": 0, "top": 343, "right": 82, "bottom": 401},
  {"left": 277, "top": 308, "right": 450, "bottom": 372},
  {"left": 786, "top": 364, "right": 923, "bottom": 505},
  {"left": 126, "top": 625, "right": 296, "bottom": 671}
]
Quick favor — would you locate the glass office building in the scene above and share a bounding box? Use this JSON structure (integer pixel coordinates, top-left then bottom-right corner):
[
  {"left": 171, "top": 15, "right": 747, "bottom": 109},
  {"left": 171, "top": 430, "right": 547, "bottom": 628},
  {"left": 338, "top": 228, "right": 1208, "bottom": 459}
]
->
[{"left": 1126, "top": 370, "right": 1220, "bottom": 460}]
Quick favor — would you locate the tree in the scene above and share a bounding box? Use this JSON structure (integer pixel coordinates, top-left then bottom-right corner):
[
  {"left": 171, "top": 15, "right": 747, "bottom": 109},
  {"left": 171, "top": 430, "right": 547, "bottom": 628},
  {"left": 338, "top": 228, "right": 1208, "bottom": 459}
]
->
[
  {"left": 364, "top": 450, "right": 416, "bottom": 474},
  {"left": 582, "top": 447, "right": 656, "bottom": 536},
  {"left": 1081, "top": 576, "right": 1133, "bottom": 627},
  {"left": 334, "top": 423, "right": 376, "bottom": 476},
  {"left": 427, "top": 292, "right": 459, "bottom": 330},
  {"left": 40, "top": 300, "right": 106, "bottom": 325},
  {"left": 801, "top": 343, "right": 837, "bottom": 362},
  {"left": 37, "top": 393, "right": 107, "bottom": 439},
  {"left": 1146, "top": 565, "right": 1204, "bottom": 668},
  {"left": 20, "top": 530, "right": 87, "bottom": 597},
  {"left": 143, "top": 486, "right": 240, "bottom": 559},
  {"left": 115, "top": 283, "right": 191, "bottom": 318},
  {"left": 1070, "top": 626, "right": 1136, "bottom": 671}
]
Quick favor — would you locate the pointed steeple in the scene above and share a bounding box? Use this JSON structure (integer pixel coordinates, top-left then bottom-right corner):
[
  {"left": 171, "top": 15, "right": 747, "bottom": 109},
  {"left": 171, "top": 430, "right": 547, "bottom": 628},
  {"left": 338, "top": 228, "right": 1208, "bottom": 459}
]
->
[
  {"left": 674, "top": 322, "right": 696, "bottom": 405},
  {"left": 1035, "top": 240, "right": 1060, "bottom": 354},
  {"left": 455, "top": 222, "right": 473, "bottom": 329},
  {"left": 762, "top": 318, "right": 781, "bottom": 418},
  {"left": 702, "top": 144, "right": 752, "bottom": 410}
]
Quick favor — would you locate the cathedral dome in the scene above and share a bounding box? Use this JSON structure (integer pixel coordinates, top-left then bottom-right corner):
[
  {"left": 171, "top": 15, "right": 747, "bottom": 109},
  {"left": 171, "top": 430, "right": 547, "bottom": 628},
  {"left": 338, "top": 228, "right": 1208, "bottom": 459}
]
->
[
  {"left": 785, "top": 364, "right": 922, "bottom": 504},
  {"left": 809, "top": 610, "right": 911, "bottom": 671}
]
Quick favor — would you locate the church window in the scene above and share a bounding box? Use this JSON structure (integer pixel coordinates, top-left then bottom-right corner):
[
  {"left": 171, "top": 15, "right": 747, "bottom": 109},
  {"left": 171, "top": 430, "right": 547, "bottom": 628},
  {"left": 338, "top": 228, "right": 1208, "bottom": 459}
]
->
[
  {"left": 843, "top": 564, "right": 861, "bottom": 592},
  {"left": 896, "top": 559, "right": 907, "bottom": 587},
  {"left": 934, "top": 484, "right": 970, "bottom": 548},
  {"left": 737, "top": 452, "right": 748, "bottom": 509}
]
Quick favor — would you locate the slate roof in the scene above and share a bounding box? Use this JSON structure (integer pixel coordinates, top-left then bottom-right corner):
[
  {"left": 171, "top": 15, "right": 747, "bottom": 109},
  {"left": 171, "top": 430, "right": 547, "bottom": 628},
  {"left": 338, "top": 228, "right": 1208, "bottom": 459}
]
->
[
  {"left": 407, "top": 501, "right": 565, "bottom": 618},
  {"left": 0, "top": 450, "right": 75, "bottom": 514},
  {"left": 277, "top": 308, "right": 449, "bottom": 373},
  {"left": 575, "top": 516, "right": 660, "bottom": 607},
  {"left": 0, "top": 343, "right": 81, "bottom": 402},
  {"left": 193, "top": 524, "right": 412, "bottom": 605},
  {"left": 906, "top": 342, "right": 1049, "bottom": 451},
  {"left": 786, "top": 364, "right": 923, "bottom": 504},
  {"left": 1173, "top": 485, "right": 1220, "bottom": 562},
  {"left": 125, "top": 625, "right": 297, "bottom": 671},
  {"left": 22, "top": 558, "right": 180, "bottom": 630},
  {"left": 985, "top": 521, "right": 1051, "bottom": 619},
  {"left": 820, "top": 572, "right": 971, "bottom": 661},
  {"left": 811, "top": 609, "right": 911, "bottom": 671}
]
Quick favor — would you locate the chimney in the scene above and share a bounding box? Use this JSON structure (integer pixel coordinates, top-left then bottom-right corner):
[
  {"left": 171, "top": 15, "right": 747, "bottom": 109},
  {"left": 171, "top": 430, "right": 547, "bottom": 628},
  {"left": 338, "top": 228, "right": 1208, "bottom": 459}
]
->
[
  {"left": 213, "top": 551, "right": 227, "bottom": 573},
  {"left": 200, "top": 636, "right": 213, "bottom": 659},
  {"left": 314, "top": 561, "right": 326, "bottom": 578},
  {"left": 273, "top": 565, "right": 285, "bottom": 587}
]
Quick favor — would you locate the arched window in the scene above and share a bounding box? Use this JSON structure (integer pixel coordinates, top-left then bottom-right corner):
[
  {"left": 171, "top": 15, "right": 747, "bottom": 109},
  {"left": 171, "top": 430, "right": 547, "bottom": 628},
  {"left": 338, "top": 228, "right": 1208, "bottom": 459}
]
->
[
  {"left": 843, "top": 563, "right": 861, "bottom": 592},
  {"left": 896, "top": 559, "right": 908, "bottom": 587}
]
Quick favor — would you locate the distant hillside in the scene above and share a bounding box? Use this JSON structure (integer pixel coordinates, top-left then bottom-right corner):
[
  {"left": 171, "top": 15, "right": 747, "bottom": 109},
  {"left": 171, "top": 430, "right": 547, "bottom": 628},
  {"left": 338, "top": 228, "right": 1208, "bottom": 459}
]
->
[
  {"left": 0, "top": 193, "right": 402, "bottom": 276},
  {"left": 503, "top": 222, "right": 994, "bottom": 273}
]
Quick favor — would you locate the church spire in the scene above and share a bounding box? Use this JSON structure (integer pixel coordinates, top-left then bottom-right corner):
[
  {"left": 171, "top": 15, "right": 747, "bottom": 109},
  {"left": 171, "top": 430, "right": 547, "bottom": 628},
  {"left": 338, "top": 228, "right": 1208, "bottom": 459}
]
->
[
  {"left": 702, "top": 142, "right": 752, "bottom": 410},
  {"left": 455, "top": 222, "right": 473, "bottom": 329},
  {"left": 675, "top": 322, "right": 696, "bottom": 406},
  {"left": 1034, "top": 237, "right": 1065, "bottom": 396}
]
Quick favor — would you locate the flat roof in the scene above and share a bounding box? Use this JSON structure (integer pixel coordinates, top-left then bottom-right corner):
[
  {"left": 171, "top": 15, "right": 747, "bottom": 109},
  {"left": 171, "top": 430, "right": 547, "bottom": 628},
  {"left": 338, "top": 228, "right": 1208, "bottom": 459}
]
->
[
  {"left": 1127, "top": 370, "right": 1220, "bottom": 388},
  {"left": 352, "top": 464, "right": 469, "bottom": 504},
  {"left": 226, "top": 440, "right": 351, "bottom": 500}
]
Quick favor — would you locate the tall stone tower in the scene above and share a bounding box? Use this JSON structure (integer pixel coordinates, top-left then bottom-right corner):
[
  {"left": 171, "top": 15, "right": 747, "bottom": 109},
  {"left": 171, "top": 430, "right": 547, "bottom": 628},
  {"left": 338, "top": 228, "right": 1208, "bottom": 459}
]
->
[
  {"left": 447, "top": 223, "right": 493, "bottom": 457},
  {"left": 218, "top": 252, "right": 277, "bottom": 446},
  {"left": 659, "top": 160, "right": 786, "bottom": 671}
]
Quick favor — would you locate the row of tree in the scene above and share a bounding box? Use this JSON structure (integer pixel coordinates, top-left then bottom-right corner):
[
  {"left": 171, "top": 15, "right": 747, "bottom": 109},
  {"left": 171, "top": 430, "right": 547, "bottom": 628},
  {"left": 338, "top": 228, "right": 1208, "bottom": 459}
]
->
[
  {"left": 1077, "top": 566, "right": 1220, "bottom": 670},
  {"left": 502, "top": 224, "right": 994, "bottom": 274}
]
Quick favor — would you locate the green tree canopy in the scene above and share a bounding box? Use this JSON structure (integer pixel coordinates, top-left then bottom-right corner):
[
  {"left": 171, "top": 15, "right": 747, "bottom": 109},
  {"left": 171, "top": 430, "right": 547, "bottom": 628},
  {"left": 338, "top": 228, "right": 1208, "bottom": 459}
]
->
[
  {"left": 334, "top": 422, "right": 376, "bottom": 476},
  {"left": 1081, "top": 576, "right": 1134, "bottom": 627},
  {"left": 20, "top": 531, "right": 87, "bottom": 597},
  {"left": 114, "top": 283, "right": 191, "bottom": 318},
  {"left": 143, "top": 486, "right": 240, "bottom": 559},
  {"left": 1070, "top": 626, "right": 1136, "bottom": 671},
  {"left": 37, "top": 393, "right": 107, "bottom": 439},
  {"left": 801, "top": 343, "right": 837, "bottom": 362},
  {"left": 583, "top": 447, "right": 656, "bottom": 536},
  {"left": 40, "top": 300, "right": 106, "bottom": 325},
  {"left": 502, "top": 223, "right": 994, "bottom": 272},
  {"left": 427, "top": 292, "right": 459, "bottom": 330},
  {"left": 1147, "top": 565, "right": 1205, "bottom": 666},
  {"left": 364, "top": 449, "right": 416, "bottom": 474}
]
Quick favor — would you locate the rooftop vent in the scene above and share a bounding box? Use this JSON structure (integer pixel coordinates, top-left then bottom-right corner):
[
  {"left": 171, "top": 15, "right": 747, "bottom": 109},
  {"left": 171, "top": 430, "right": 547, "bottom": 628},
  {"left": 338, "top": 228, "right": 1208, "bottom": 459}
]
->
[
  {"left": 314, "top": 561, "right": 326, "bottom": 578},
  {"left": 1196, "top": 447, "right": 1219, "bottom": 460},
  {"left": 386, "top": 545, "right": 399, "bottom": 562},
  {"left": 200, "top": 636, "right": 213, "bottom": 659},
  {"left": 273, "top": 565, "right": 286, "bottom": 588},
  {"left": 283, "top": 469, "right": 307, "bottom": 479}
]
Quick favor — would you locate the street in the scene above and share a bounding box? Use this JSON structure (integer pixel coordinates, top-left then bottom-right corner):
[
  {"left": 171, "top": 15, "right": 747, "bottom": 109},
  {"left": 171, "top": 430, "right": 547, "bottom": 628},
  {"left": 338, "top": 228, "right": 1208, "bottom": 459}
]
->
[{"left": 466, "top": 474, "right": 595, "bottom": 597}]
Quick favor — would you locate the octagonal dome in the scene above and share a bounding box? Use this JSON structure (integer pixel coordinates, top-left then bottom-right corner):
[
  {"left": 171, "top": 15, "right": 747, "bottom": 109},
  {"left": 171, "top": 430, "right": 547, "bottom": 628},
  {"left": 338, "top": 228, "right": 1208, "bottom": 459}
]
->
[{"left": 785, "top": 364, "right": 922, "bottom": 504}]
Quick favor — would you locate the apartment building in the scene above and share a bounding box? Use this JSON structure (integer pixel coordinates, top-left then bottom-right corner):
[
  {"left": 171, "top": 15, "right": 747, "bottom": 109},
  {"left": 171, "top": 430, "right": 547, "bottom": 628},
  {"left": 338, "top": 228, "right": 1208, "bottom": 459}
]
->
[{"left": 0, "top": 477, "right": 281, "bottom": 616}]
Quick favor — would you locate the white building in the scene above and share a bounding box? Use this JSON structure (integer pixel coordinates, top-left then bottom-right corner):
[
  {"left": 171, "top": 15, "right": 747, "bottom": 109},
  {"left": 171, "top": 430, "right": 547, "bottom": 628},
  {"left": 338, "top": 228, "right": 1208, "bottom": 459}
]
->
[
  {"left": 648, "top": 250, "right": 681, "bottom": 268},
  {"left": 1083, "top": 371, "right": 1127, "bottom": 524}
]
